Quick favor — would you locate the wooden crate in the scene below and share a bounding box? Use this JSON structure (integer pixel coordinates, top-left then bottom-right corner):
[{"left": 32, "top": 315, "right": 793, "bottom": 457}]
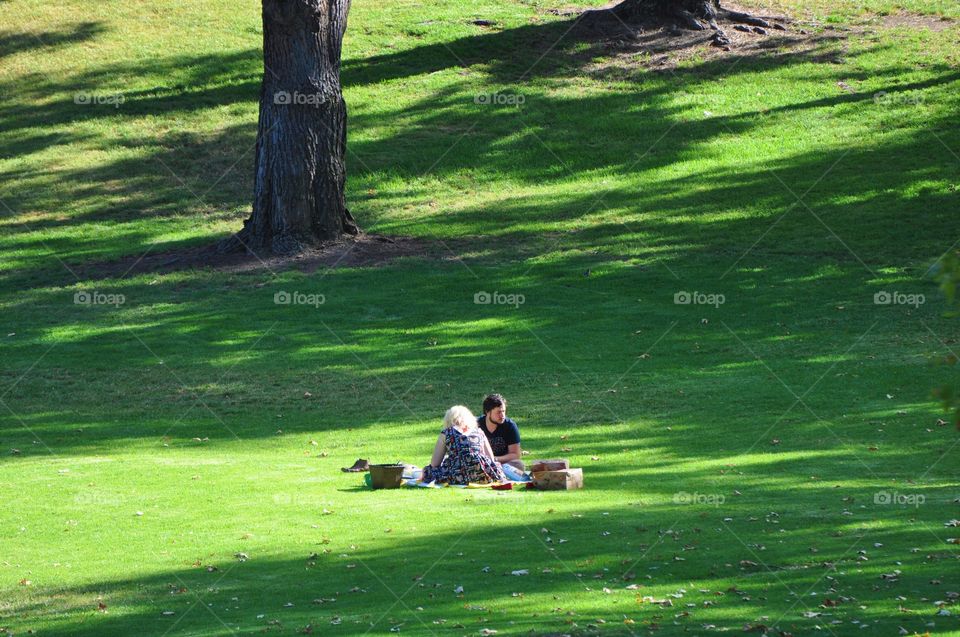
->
[{"left": 531, "top": 467, "right": 583, "bottom": 490}]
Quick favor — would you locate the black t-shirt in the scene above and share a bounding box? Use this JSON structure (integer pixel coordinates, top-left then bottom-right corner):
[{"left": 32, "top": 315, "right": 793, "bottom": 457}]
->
[{"left": 477, "top": 415, "right": 520, "bottom": 457}]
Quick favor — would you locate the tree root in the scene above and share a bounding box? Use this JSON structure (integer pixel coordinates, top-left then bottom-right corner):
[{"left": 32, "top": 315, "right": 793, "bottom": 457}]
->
[{"left": 723, "top": 8, "right": 771, "bottom": 28}]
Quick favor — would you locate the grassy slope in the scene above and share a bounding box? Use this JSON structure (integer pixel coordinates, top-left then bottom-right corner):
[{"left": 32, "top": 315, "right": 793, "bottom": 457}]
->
[{"left": 0, "top": 0, "right": 959, "bottom": 635}]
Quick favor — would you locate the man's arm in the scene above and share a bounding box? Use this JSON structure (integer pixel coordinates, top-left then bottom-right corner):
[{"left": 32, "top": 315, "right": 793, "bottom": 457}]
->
[{"left": 496, "top": 442, "right": 521, "bottom": 463}]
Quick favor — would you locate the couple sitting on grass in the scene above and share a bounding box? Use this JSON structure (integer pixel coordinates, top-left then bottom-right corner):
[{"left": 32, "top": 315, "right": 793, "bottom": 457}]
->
[{"left": 421, "top": 393, "right": 524, "bottom": 485}]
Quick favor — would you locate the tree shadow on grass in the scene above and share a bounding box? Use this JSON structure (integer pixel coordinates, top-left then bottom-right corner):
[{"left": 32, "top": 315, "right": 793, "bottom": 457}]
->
[
  {"left": 2, "top": 12, "right": 959, "bottom": 637},
  {"left": 2, "top": 500, "right": 954, "bottom": 635},
  {"left": 0, "top": 245, "right": 953, "bottom": 476},
  {"left": 0, "top": 21, "right": 107, "bottom": 61},
  {"left": 338, "top": 11, "right": 854, "bottom": 87},
  {"left": 2, "top": 58, "right": 957, "bottom": 292},
  {"left": 3, "top": 7, "right": 956, "bottom": 285}
]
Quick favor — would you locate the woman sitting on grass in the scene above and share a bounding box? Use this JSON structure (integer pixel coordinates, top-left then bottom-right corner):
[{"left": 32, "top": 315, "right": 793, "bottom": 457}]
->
[{"left": 421, "top": 405, "right": 506, "bottom": 485}]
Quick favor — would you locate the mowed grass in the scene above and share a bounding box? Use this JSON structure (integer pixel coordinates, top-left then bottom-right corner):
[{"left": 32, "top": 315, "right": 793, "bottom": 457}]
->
[{"left": 1, "top": 0, "right": 959, "bottom": 635}]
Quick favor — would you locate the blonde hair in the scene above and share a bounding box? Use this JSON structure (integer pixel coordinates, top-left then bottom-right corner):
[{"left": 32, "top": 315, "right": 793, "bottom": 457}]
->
[{"left": 444, "top": 405, "right": 476, "bottom": 433}]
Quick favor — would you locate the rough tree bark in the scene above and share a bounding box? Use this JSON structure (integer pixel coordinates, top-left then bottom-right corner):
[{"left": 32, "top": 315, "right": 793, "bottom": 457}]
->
[
  {"left": 585, "top": 0, "right": 776, "bottom": 46},
  {"left": 220, "top": 0, "right": 360, "bottom": 256}
]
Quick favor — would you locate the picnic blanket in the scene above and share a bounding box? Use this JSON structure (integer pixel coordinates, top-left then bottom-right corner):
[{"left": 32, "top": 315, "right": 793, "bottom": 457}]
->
[{"left": 400, "top": 462, "right": 532, "bottom": 488}]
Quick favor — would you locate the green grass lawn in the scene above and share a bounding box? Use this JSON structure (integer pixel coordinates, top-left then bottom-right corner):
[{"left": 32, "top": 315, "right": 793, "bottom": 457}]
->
[{"left": 1, "top": 0, "right": 959, "bottom": 635}]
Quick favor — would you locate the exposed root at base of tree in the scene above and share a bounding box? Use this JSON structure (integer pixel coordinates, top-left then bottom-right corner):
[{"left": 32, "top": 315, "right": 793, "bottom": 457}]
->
[
  {"left": 581, "top": 0, "right": 788, "bottom": 48},
  {"left": 71, "top": 233, "right": 430, "bottom": 282},
  {"left": 215, "top": 213, "right": 361, "bottom": 257},
  {"left": 215, "top": 229, "right": 315, "bottom": 257}
]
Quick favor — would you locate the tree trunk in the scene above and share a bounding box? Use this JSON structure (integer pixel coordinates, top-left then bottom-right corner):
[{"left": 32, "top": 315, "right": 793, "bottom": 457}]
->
[
  {"left": 605, "top": 0, "right": 723, "bottom": 23},
  {"left": 584, "top": 0, "right": 773, "bottom": 43},
  {"left": 220, "top": 0, "right": 360, "bottom": 255}
]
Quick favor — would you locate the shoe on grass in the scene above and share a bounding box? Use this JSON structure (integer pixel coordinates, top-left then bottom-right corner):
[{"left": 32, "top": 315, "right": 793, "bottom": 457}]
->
[{"left": 341, "top": 458, "right": 370, "bottom": 473}]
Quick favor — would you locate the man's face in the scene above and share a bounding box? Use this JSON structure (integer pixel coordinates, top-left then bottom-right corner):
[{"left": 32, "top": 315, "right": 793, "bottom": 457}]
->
[{"left": 487, "top": 404, "right": 506, "bottom": 425}]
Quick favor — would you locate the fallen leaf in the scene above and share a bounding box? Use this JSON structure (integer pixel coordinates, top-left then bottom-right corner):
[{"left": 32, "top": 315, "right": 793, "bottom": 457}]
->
[{"left": 639, "top": 596, "right": 672, "bottom": 606}]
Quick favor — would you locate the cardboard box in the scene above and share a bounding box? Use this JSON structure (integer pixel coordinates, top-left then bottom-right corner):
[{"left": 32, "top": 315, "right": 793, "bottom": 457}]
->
[
  {"left": 531, "top": 468, "right": 583, "bottom": 490},
  {"left": 530, "top": 458, "right": 570, "bottom": 472}
]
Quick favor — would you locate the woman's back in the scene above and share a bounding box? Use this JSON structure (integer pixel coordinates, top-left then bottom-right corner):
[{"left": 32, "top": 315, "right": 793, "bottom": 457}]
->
[
  {"left": 422, "top": 405, "right": 506, "bottom": 485},
  {"left": 445, "top": 426, "right": 485, "bottom": 454},
  {"left": 422, "top": 425, "right": 505, "bottom": 485}
]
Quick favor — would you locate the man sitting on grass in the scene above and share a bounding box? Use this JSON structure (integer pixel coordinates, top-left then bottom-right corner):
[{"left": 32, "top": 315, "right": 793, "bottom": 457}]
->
[{"left": 477, "top": 393, "right": 524, "bottom": 471}]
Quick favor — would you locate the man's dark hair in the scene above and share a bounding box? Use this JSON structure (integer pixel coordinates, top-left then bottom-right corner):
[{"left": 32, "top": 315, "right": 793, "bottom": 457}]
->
[{"left": 482, "top": 393, "right": 507, "bottom": 415}]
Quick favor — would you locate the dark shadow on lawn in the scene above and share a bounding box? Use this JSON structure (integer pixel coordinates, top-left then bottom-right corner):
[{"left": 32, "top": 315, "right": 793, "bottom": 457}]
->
[
  {"left": 0, "top": 13, "right": 957, "bottom": 512},
  {"left": 0, "top": 246, "right": 953, "bottom": 476},
  {"left": 3, "top": 8, "right": 956, "bottom": 284},
  {"left": 2, "top": 13, "right": 959, "bottom": 637},
  {"left": 2, "top": 61, "right": 957, "bottom": 291},
  {"left": 0, "top": 21, "right": 107, "bottom": 61},
  {"left": 4, "top": 503, "right": 953, "bottom": 636}
]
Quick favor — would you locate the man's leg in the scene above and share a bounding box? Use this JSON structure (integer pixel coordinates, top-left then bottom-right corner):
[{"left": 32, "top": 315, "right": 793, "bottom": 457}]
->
[
  {"left": 499, "top": 459, "right": 527, "bottom": 482},
  {"left": 504, "top": 459, "right": 525, "bottom": 471}
]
